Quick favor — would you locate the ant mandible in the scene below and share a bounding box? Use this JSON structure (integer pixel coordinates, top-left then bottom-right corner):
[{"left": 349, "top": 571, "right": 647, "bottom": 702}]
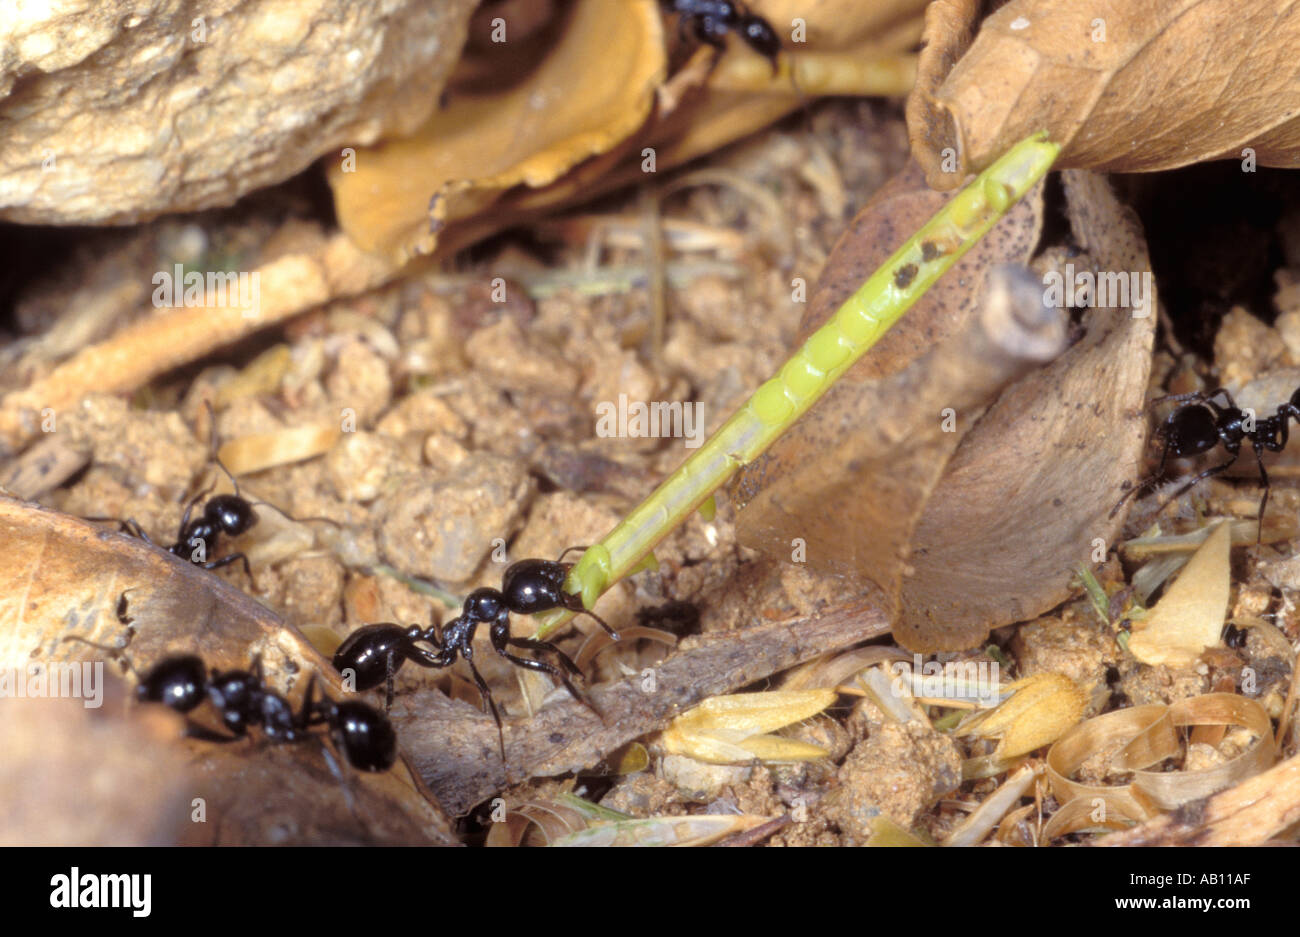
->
[
  {"left": 333, "top": 549, "right": 619, "bottom": 757},
  {"left": 663, "top": 0, "right": 782, "bottom": 73},
  {"left": 1110, "top": 386, "right": 1300, "bottom": 541}
]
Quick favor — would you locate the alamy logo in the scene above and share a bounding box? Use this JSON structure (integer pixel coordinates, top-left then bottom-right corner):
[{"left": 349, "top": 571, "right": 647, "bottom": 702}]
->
[
  {"left": 50, "top": 868, "right": 151, "bottom": 917},
  {"left": 594, "top": 393, "right": 705, "bottom": 448},
  {"left": 889, "top": 655, "right": 1001, "bottom": 708},
  {"left": 1041, "top": 263, "right": 1152, "bottom": 318},
  {"left": 152, "top": 263, "right": 260, "bottom": 316},
  {"left": 0, "top": 661, "right": 103, "bottom": 708}
]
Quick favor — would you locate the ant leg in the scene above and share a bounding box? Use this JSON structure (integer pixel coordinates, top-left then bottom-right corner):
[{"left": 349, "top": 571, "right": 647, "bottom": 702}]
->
[
  {"left": 202, "top": 551, "right": 252, "bottom": 576},
  {"left": 84, "top": 516, "right": 155, "bottom": 544},
  {"left": 505, "top": 635, "right": 583, "bottom": 678},
  {"left": 1149, "top": 388, "right": 1234, "bottom": 410},
  {"left": 201, "top": 398, "right": 244, "bottom": 501},
  {"left": 296, "top": 674, "right": 326, "bottom": 730},
  {"left": 556, "top": 545, "right": 589, "bottom": 563},
  {"left": 1250, "top": 441, "right": 1270, "bottom": 544},
  {"left": 562, "top": 594, "right": 621, "bottom": 641},
  {"left": 461, "top": 647, "right": 505, "bottom": 762},
  {"left": 490, "top": 620, "right": 599, "bottom": 718},
  {"left": 1153, "top": 449, "right": 1241, "bottom": 519},
  {"left": 1110, "top": 408, "right": 1188, "bottom": 519},
  {"left": 176, "top": 490, "right": 207, "bottom": 542}
]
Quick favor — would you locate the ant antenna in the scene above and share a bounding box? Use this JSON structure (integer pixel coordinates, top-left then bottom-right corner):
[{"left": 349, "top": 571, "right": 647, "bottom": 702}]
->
[{"left": 62, "top": 588, "right": 140, "bottom": 675}]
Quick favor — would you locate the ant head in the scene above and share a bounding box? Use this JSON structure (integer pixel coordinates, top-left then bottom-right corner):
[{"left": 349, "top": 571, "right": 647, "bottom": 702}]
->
[
  {"left": 137, "top": 655, "right": 207, "bottom": 712},
  {"left": 330, "top": 700, "right": 397, "bottom": 771},
  {"left": 464, "top": 588, "right": 504, "bottom": 623},
  {"left": 206, "top": 494, "right": 257, "bottom": 536},
  {"left": 740, "top": 14, "right": 781, "bottom": 60},
  {"left": 501, "top": 559, "right": 565, "bottom": 614}
]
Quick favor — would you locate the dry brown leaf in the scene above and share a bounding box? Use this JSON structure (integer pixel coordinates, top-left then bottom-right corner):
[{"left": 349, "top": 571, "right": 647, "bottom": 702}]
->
[
  {"left": 1128, "top": 520, "right": 1231, "bottom": 666},
  {"left": 329, "top": 0, "right": 667, "bottom": 262},
  {"left": 753, "top": 0, "right": 929, "bottom": 51},
  {"left": 732, "top": 167, "right": 1151, "bottom": 653},
  {"left": 731, "top": 160, "right": 1057, "bottom": 630},
  {"left": 0, "top": 496, "right": 455, "bottom": 845},
  {"left": 897, "top": 170, "right": 1155, "bottom": 650},
  {"left": 909, "top": 0, "right": 1300, "bottom": 189},
  {"left": 330, "top": 0, "right": 926, "bottom": 265}
]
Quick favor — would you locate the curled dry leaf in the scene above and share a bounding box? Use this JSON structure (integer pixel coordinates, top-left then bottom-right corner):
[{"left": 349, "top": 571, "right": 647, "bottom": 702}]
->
[
  {"left": 0, "top": 497, "right": 456, "bottom": 845},
  {"left": 1127, "top": 520, "right": 1231, "bottom": 666},
  {"left": 733, "top": 167, "right": 1153, "bottom": 652},
  {"left": 1097, "top": 748, "right": 1300, "bottom": 847},
  {"left": 329, "top": 0, "right": 667, "bottom": 263},
  {"left": 765, "top": 0, "right": 930, "bottom": 48},
  {"left": 896, "top": 171, "right": 1155, "bottom": 650},
  {"left": 329, "top": 0, "right": 924, "bottom": 264},
  {"left": 731, "top": 160, "right": 1056, "bottom": 634},
  {"left": 1045, "top": 693, "right": 1275, "bottom": 839},
  {"left": 908, "top": 0, "right": 1300, "bottom": 189}
]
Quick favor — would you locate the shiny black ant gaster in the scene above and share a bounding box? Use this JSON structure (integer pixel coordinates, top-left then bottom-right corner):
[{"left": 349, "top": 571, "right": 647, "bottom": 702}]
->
[
  {"left": 664, "top": 0, "right": 782, "bottom": 71},
  {"left": 136, "top": 654, "right": 396, "bottom": 772},
  {"left": 1111, "top": 386, "right": 1300, "bottom": 540},
  {"left": 334, "top": 551, "right": 618, "bottom": 757}
]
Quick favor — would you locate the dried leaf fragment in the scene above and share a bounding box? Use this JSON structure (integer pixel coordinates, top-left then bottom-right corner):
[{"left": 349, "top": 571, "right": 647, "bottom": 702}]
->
[
  {"left": 909, "top": 0, "right": 1300, "bottom": 189},
  {"left": 660, "top": 688, "right": 837, "bottom": 764},
  {"left": 328, "top": 0, "right": 666, "bottom": 262},
  {"left": 961, "top": 672, "right": 1086, "bottom": 759},
  {"left": 1128, "top": 521, "right": 1231, "bottom": 666}
]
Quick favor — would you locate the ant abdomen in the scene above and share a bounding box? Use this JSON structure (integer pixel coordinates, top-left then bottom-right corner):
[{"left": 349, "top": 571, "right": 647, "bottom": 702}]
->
[
  {"left": 333, "top": 623, "right": 424, "bottom": 692},
  {"left": 328, "top": 701, "right": 397, "bottom": 772},
  {"left": 137, "top": 655, "right": 207, "bottom": 712}
]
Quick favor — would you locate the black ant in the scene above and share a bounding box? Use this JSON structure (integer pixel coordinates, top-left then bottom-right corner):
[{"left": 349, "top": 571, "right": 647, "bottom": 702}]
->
[
  {"left": 65, "top": 591, "right": 394, "bottom": 771},
  {"left": 1111, "top": 386, "right": 1300, "bottom": 540},
  {"left": 663, "top": 0, "right": 782, "bottom": 73},
  {"left": 140, "top": 655, "right": 395, "bottom": 772},
  {"left": 88, "top": 404, "right": 335, "bottom": 575},
  {"left": 333, "top": 550, "right": 619, "bottom": 757}
]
